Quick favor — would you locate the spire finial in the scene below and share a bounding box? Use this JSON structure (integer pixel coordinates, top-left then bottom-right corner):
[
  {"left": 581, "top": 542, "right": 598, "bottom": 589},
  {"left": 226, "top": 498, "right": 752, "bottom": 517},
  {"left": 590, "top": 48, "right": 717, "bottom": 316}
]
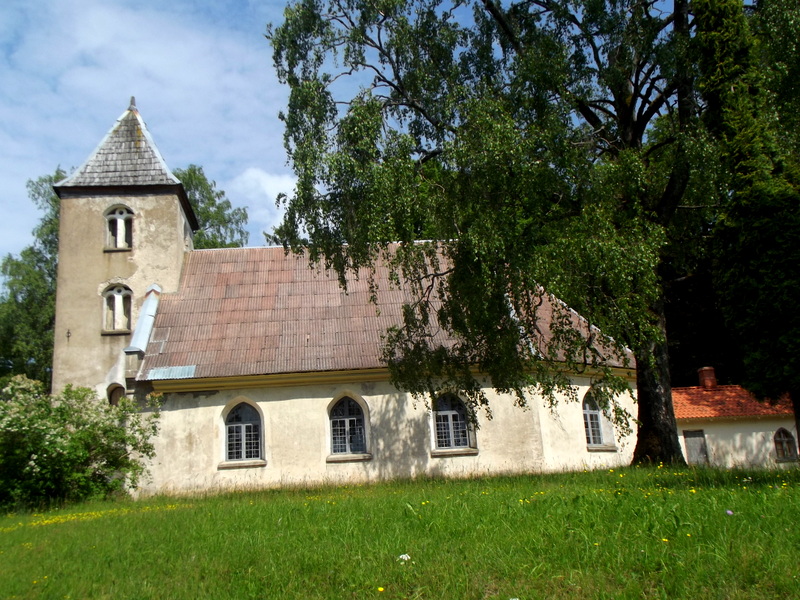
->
[{"left": 129, "top": 96, "right": 136, "bottom": 110}]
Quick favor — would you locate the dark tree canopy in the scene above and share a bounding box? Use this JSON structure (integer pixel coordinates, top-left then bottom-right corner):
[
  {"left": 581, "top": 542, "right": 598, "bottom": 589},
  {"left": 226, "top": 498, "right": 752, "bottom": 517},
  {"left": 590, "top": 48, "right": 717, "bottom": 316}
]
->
[
  {"left": 696, "top": 0, "right": 800, "bottom": 435},
  {"left": 268, "top": 0, "right": 796, "bottom": 463},
  {"left": 174, "top": 165, "right": 249, "bottom": 249}
]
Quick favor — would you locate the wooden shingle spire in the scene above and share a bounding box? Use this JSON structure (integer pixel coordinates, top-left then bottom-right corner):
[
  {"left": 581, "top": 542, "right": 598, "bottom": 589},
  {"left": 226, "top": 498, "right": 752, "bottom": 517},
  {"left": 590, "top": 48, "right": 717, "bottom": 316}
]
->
[{"left": 54, "top": 99, "right": 198, "bottom": 230}]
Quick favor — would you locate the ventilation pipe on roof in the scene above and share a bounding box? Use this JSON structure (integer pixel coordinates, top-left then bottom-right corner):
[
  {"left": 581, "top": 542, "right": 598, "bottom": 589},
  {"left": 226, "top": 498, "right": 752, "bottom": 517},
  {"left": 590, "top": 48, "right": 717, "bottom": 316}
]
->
[{"left": 698, "top": 366, "right": 717, "bottom": 389}]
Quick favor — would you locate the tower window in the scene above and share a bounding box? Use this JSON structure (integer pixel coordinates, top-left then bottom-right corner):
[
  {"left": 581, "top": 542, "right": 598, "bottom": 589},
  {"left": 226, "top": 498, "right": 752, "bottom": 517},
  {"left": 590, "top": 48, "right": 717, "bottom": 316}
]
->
[
  {"left": 103, "top": 285, "right": 132, "bottom": 332},
  {"left": 105, "top": 206, "right": 134, "bottom": 250}
]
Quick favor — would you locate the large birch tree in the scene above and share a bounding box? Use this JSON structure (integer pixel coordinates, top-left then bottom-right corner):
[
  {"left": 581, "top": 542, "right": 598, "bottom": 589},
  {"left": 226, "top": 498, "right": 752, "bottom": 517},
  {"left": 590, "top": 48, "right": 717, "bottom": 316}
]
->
[{"left": 267, "top": 0, "right": 779, "bottom": 462}]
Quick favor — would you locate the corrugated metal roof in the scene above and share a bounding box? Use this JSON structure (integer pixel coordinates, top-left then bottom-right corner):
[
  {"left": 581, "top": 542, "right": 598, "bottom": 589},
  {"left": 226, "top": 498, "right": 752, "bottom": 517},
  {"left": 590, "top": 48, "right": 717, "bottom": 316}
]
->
[
  {"left": 56, "top": 98, "right": 180, "bottom": 188},
  {"left": 673, "top": 385, "right": 794, "bottom": 420},
  {"left": 146, "top": 365, "right": 197, "bottom": 380},
  {"left": 139, "top": 246, "right": 628, "bottom": 381}
]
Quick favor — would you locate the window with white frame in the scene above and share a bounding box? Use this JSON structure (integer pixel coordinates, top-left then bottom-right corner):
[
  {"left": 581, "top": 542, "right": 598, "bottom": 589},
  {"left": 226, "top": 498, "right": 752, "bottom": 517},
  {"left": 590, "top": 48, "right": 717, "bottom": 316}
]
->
[
  {"left": 226, "top": 403, "right": 261, "bottom": 461},
  {"left": 105, "top": 206, "right": 134, "bottom": 249},
  {"left": 330, "top": 397, "right": 367, "bottom": 454},
  {"left": 103, "top": 285, "right": 132, "bottom": 332},
  {"left": 774, "top": 428, "right": 797, "bottom": 461},
  {"left": 583, "top": 394, "right": 604, "bottom": 446},
  {"left": 434, "top": 394, "right": 473, "bottom": 449}
]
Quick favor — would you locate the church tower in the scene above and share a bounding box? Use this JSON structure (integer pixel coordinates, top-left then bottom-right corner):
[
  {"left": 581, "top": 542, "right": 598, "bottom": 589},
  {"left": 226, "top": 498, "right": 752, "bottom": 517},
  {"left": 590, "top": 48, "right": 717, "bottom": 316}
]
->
[{"left": 52, "top": 98, "right": 198, "bottom": 399}]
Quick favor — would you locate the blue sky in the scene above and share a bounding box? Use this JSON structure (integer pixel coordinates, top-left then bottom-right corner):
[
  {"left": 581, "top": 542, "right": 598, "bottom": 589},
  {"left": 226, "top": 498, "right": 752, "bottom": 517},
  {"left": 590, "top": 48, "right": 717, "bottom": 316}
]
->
[{"left": 0, "top": 0, "right": 297, "bottom": 260}]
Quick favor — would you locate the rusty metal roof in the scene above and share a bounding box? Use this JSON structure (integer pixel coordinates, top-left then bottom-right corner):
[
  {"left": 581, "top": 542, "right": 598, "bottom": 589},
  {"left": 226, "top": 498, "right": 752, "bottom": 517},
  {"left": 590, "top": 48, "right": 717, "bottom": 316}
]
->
[
  {"left": 139, "top": 246, "right": 630, "bottom": 382},
  {"left": 140, "top": 247, "right": 416, "bottom": 380}
]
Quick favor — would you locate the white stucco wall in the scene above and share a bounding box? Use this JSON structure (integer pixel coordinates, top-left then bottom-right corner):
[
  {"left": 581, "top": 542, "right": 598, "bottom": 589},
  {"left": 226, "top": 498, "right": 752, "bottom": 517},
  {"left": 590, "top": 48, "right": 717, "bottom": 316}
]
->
[
  {"left": 678, "top": 417, "right": 798, "bottom": 468},
  {"left": 537, "top": 377, "right": 637, "bottom": 472},
  {"left": 139, "top": 375, "right": 637, "bottom": 495}
]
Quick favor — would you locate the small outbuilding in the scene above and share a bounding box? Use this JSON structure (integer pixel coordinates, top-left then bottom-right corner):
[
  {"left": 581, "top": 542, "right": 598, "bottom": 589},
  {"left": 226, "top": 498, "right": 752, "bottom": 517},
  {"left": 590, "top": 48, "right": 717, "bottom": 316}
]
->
[{"left": 673, "top": 367, "right": 797, "bottom": 467}]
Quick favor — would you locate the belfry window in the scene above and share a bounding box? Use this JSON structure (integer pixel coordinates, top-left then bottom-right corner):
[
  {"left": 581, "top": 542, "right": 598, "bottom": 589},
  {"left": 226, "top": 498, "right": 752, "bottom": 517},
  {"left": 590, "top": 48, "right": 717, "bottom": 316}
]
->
[
  {"left": 105, "top": 206, "right": 134, "bottom": 249},
  {"left": 103, "top": 285, "right": 132, "bottom": 332}
]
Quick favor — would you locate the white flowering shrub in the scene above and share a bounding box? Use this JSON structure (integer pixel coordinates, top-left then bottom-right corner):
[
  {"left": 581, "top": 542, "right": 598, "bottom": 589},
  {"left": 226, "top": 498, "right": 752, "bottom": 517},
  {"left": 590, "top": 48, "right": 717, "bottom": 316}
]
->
[{"left": 0, "top": 375, "right": 160, "bottom": 507}]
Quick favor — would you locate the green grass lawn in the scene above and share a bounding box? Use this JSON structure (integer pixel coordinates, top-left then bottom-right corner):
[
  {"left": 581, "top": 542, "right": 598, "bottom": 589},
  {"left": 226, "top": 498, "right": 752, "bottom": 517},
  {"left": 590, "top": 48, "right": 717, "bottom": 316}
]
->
[{"left": 1, "top": 466, "right": 798, "bottom": 599}]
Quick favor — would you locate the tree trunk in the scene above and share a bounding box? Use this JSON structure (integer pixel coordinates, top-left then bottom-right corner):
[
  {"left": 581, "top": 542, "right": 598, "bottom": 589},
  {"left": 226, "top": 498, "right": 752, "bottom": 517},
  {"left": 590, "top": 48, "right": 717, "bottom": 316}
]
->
[{"left": 632, "top": 301, "right": 686, "bottom": 464}]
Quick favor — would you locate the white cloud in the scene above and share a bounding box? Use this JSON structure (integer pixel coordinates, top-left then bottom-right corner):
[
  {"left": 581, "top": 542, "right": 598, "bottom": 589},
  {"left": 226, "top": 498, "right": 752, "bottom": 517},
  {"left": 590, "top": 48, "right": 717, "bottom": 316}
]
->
[
  {"left": 226, "top": 168, "right": 296, "bottom": 245},
  {"left": 0, "top": 0, "right": 292, "bottom": 259}
]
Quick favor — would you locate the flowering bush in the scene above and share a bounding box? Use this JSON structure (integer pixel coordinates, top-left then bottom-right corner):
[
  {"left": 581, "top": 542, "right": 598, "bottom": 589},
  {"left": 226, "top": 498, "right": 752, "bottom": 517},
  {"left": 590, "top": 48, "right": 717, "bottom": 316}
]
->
[{"left": 0, "top": 375, "right": 160, "bottom": 507}]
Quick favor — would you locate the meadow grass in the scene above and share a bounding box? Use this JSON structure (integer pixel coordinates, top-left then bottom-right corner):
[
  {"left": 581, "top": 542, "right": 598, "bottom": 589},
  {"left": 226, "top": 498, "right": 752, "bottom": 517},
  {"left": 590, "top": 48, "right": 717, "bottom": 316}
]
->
[{"left": 1, "top": 466, "right": 798, "bottom": 599}]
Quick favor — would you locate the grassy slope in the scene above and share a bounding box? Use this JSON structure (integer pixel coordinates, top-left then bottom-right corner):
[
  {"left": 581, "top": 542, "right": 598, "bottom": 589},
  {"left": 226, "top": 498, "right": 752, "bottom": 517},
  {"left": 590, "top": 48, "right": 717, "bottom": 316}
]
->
[{"left": 1, "top": 466, "right": 799, "bottom": 599}]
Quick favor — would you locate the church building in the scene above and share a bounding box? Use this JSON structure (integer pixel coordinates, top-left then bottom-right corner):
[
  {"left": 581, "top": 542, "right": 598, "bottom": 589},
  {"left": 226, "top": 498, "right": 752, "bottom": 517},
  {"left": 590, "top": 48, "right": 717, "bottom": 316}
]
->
[{"left": 52, "top": 100, "right": 637, "bottom": 495}]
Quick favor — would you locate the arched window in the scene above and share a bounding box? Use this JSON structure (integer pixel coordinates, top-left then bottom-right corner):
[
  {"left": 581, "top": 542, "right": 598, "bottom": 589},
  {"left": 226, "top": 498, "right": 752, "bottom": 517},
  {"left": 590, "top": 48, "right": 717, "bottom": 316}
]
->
[
  {"left": 330, "top": 397, "right": 366, "bottom": 454},
  {"left": 774, "top": 428, "right": 797, "bottom": 461},
  {"left": 583, "top": 393, "right": 603, "bottom": 446},
  {"left": 226, "top": 403, "right": 261, "bottom": 461},
  {"left": 433, "top": 394, "right": 473, "bottom": 449},
  {"left": 103, "top": 285, "right": 132, "bottom": 332},
  {"left": 105, "top": 206, "right": 134, "bottom": 249},
  {"left": 107, "top": 384, "right": 125, "bottom": 407}
]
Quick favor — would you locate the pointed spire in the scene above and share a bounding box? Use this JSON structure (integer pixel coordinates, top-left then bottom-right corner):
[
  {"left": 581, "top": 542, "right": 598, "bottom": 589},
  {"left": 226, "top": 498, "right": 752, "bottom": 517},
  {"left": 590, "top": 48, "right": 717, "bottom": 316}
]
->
[{"left": 56, "top": 99, "right": 180, "bottom": 188}]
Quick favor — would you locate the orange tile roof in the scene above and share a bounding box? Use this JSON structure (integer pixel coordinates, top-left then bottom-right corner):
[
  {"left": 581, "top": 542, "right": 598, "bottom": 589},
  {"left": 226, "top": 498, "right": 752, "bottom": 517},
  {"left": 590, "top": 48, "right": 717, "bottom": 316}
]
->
[
  {"left": 672, "top": 385, "right": 794, "bottom": 420},
  {"left": 139, "top": 246, "right": 628, "bottom": 381}
]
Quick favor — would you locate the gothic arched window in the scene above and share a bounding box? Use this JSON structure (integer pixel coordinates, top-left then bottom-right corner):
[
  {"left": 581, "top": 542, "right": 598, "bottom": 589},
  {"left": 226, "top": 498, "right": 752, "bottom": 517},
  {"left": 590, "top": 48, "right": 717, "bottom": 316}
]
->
[
  {"left": 226, "top": 403, "right": 262, "bottom": 461},
  {"left": 774, "top": 428, "right": 797, "bottom": 461},
  {"left": 330, "top": 397, "right": 367, "bottom": 454},
  {"left": 583, "top": 393, "right": 604, "bottom": 446}
]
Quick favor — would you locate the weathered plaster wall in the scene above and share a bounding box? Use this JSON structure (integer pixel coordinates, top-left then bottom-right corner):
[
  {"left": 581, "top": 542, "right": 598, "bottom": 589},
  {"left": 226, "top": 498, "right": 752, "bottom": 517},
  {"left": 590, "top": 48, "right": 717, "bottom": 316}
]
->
[
  {"left": 678, "top": 418, "right": 798, "bottom": 468},
  {"left": 140, "top": 376, "right": 637, "bottom": 495},
  {"left": 536, "top": 376, "right": 637, "bottom": 472},
  {"left": 52, "top": 192, "right": 190, "bottom": 396}
]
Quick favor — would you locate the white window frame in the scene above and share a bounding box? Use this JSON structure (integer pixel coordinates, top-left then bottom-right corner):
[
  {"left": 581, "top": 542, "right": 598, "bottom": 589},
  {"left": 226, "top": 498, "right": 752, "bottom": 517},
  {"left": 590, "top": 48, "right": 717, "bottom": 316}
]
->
[
  {"left": 583, "top": 395, "right": 604, "bottom": 446},
  {"left": 330, "top": 397, "right": 367, "bottom": 455},
  {"left": 102, "top": 285, "right": 132, "bottom": 332},
  {"left": 225, "top": 403, "right": 262, "bottom": 461},
  {"left": 431, "top": 394, "right": 476, "bottom": 455},
  {"left": 105, "top": 206, "right": 134, "bottom": 250},
  {"left": 582, "top": 390, "right": 617, "bottom": 452}
]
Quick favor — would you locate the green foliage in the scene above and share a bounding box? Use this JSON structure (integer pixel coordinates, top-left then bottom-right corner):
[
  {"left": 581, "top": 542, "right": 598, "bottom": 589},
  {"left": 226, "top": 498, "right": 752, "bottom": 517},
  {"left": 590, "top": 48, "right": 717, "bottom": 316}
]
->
[
  {"left": 695, "top": 0, "right": 800, "bottom": 403},
  {"left": 0, "top": 168, "right": 64, "bottom": 389},
  {"left": 0, "top": 376, "right": 160, "bottom": 508},
  {"left": 174, "top": 165, "right": 249, "bottom": 249},
  {"left": 2, "top": 468, "right": 799, "bottom": 598},
  {"left": 268, "top": 0, "right": 711, "bottom": 461},
  {"left": 753, "top": 0, "right": 800, "bottom": 156}
]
